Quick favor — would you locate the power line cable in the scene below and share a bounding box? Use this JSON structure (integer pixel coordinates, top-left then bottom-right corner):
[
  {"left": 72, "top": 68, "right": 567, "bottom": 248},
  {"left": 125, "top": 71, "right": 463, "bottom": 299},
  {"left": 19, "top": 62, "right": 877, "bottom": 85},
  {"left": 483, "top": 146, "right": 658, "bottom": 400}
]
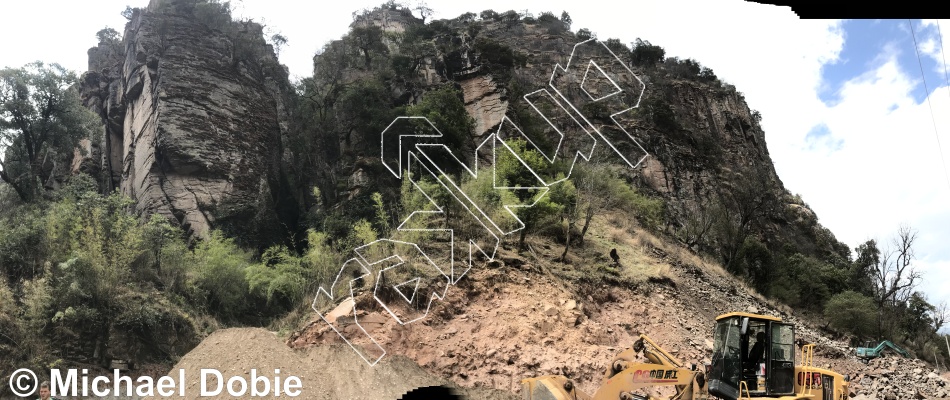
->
[
  {"left": 909, "top": 19, "right": 950, "bottom": 193},
  {"left": 939, "top": 20, "right": 950, "bottom": 103}
]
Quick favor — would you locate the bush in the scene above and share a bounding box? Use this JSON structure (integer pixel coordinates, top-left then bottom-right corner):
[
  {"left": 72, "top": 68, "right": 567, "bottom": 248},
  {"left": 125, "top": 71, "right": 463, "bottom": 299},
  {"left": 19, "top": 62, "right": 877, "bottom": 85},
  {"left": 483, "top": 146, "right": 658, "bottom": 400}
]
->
[
  {"left": 576, "top": 28, "right": 592, "bottom": 41},
  {"left": 191, "top": 0, "right": 233, "bottom": 32},
  {"left": 631, "top": 38, "right": 665, "bottom": 67},
  {"left": 190, "top": 230, "right": 253, "bottom": 320},
  {"left": 96, "top": 27, "right": 121, "bottom": 44},
  {"left": 246, "top": 245, "right": 310, "bottom": 311},
  {"left": 825, "top": 291, "right": 877, "bottom": 338}
]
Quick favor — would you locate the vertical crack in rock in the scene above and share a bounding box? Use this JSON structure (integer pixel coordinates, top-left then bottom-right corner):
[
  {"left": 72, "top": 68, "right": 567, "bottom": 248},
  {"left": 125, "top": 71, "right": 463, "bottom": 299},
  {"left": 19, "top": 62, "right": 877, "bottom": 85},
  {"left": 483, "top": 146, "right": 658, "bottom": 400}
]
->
[{"left": 79, "top": 0, "right": 296, "bottom": 246}]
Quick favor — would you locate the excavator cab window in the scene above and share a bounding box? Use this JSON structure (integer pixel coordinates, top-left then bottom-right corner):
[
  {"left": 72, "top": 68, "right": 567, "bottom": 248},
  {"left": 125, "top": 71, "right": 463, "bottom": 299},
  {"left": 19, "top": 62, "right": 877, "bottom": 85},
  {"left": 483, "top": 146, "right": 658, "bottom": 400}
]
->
[
  {"left": 768, "top": 323, "right": 795, "bottom": 395},
  {"left": 708, "top": 316, "right": 743, "bottom": 399},
  {"left": 742, "top": 321, "right": 768, "bottom": 392}
]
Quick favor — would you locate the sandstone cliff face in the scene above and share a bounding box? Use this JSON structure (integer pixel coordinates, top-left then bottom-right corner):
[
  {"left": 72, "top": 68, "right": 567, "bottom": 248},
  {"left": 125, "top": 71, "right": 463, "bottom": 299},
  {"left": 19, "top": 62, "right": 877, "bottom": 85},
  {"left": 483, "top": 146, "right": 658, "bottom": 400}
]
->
[
  {"left": 80, "top": 0, "right": 296, "bottom": 244},
  {"left": 312, "top": 8, "right": 845, "bottom": 261}
]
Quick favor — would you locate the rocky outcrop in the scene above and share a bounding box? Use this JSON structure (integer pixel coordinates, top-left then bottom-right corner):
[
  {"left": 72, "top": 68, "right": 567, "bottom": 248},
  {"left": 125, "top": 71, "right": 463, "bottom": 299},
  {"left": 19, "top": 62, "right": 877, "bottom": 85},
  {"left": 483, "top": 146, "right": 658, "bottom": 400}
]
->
[
  {"left": 460, "top": 74, "right": 507, "bottom": 139},
  {"left": 80, "top": 0, "right": 296, "bottom": 244},
  {"left": 314, "top": 8, "right": 845, "bottom": 260}
]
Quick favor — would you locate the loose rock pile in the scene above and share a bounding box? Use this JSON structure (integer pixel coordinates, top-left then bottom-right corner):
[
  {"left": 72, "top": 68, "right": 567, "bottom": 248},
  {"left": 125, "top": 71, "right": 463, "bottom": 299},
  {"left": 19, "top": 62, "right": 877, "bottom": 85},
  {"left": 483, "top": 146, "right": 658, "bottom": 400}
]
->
[{"left": 849, "top": 356, "right": 949, "bottom": 399}]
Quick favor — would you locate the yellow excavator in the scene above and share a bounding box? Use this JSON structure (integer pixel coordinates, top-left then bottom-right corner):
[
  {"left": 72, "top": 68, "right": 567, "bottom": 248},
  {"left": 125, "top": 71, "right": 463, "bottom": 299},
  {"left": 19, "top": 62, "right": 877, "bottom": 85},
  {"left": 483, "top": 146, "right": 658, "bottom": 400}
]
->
[{"left": 521, "top": 312, "right": 850, "bottom": 400}]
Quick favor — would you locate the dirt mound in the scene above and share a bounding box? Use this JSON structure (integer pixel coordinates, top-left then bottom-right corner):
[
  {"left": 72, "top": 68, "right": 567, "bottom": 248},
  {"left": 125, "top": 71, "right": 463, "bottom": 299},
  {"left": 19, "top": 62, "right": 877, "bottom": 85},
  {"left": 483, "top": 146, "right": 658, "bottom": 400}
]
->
[{"left": 144, "top": 327, "right": 516, "bottom": 400}]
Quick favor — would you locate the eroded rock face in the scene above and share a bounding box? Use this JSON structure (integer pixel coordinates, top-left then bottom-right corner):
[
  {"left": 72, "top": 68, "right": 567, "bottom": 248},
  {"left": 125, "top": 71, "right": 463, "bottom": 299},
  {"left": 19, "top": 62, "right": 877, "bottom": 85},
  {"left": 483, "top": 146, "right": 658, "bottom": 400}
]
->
[
  {"left": 460, "top": 75, "right": 507, "bottom": 139},
  {"left": 80, "top": 0, "right": 294, "bottom": 243}
]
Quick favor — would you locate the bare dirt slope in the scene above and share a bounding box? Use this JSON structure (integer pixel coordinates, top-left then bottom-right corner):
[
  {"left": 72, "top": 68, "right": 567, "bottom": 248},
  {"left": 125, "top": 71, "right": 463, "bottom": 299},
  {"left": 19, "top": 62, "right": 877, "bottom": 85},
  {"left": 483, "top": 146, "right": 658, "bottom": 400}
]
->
[
  {"left": 144, "top": 327, "right": 515, "bottom": 400},
  {"left": 286, "top": 217, "right": 949, "bottom": 399},
  {"left": 154, "top": 216, "right": 947, "bottom": 399}
]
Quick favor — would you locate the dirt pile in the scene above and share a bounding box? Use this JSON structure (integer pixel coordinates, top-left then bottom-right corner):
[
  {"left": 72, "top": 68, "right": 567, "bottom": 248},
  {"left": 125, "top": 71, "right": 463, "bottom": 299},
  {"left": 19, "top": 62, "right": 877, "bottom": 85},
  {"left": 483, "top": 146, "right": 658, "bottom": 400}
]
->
[
  {"left": 144, "top": 327, "right": 516, "bottom": 400},
  {"left": 848, "top": 356, "right": 949, "bottom": 399}
]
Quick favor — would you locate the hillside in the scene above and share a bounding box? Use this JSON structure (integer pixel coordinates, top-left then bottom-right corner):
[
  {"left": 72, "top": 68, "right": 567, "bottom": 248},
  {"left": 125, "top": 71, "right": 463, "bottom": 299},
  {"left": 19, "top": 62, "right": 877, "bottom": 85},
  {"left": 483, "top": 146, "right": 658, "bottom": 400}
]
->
[
  {"left": 160, "top": 216, "right": 950, "bottom": 399},
  {"left": 3, "top": 1, "right": 949, "bottom": 399}
]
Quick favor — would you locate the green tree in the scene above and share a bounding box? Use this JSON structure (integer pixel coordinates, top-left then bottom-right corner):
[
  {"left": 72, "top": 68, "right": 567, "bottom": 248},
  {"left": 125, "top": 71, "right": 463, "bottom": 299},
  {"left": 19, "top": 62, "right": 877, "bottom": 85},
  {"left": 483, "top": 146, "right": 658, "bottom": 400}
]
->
[
  {"left": 406, "top": 85, "right": 477, "bottom": 173},
  {"left": 825, "top": 291, "right": 877, "bottom": 339},
  {"left": 630, "top": 38, "right": 665, "bottom": 67},
  {"left": 495, "top": 139, "right": 562, "bottom": 249},
  {"left": 349, "top": 25, "right": 388, "bottom": 70},
  {"left": 851, "top": 240, "right": 879, "bottom": 297},
  {"left": 413, "top": 0, "right": 433, "bottom": 23},
  {"left": 560, "top": 11, "right": 572, "bottom": 30},
  {"left": 270, "top": 33, "right": 288, "bottom": 57},
  {"left": 738, "top": 236, "right": 773, "bottom": 295},
  {"left": 901, "top": 292, "right": 936, "bottom": 339},
  {"left": 576, "top": 28, "right": 592, "bottom": 41},
  {"left": 96, "top": 27, "right": 121, "bottom": 44},
  {"left": 714, "top": 167, "right": 779, "bottom": 273},
  {"left": 0, "top": 62, "right": 98, "bottom": 202}
]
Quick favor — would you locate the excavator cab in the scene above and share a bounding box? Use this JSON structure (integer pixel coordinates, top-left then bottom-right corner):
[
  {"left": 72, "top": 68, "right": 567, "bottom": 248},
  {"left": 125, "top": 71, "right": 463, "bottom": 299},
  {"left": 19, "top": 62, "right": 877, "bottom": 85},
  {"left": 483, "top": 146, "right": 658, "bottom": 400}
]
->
[{"left": 706, "top": 313, "right": 795, "bottom": 399}]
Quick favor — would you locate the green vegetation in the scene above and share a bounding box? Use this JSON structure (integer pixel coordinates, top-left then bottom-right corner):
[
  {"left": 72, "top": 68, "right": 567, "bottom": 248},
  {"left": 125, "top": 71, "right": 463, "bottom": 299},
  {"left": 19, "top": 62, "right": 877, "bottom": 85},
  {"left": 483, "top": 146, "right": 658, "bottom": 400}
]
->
[
  {"left": 824, "top": 291, "right": 878, "bottom": 339},
  {"left": 5, "top": 1, "right": 948, "bottom": 379},
  {"left": 0, "top": 62, "right": 99, "bottom": 202}
]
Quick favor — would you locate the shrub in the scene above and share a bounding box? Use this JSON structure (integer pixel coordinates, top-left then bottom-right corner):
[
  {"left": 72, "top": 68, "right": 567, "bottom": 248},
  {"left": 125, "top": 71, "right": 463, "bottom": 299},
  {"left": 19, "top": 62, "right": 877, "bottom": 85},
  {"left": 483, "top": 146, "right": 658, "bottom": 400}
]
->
[
  {"left": 825, "top": 291, "right": 877, "bottom": 338},
  {"left": 246, "top": 245, "right": 309, "bottom": 311},
  {"left": 631, "top": 38, "right": 665, "bottom": 67},
  {"left": 576, "top": 28, "right": 592, "bottom": 41},
  {"left": 190, "top": 230, "right": 253, "bottom": 320}
]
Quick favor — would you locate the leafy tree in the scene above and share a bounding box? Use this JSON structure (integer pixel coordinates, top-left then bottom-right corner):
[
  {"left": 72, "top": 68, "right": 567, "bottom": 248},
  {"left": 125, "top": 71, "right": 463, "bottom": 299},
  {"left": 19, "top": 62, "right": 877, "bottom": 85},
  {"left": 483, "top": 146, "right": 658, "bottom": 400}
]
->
[
  {"left": 902, "top": 292, "right": 936, "bottom": 339},
  {"left": 0, "top": 62, "right": 98, "bottom": 202},
  {"left": 572, "top": 162, "right": 662, "bottom": 245},
  {"left": 349, "top": 25, "right": 388, "bottom": 70},
  {"left": 713, "top": 166, "right": 779, "bottom": 273},
  {"left": 270, "top": 33, "right": 288, "bottom": 57},
  {"left": 851, "top": 240, "right": 879, "bottom": 297},
  {"left": 560, "top": 11, "right": 572, "bottom": 29},
  {"left": 537, "top": 11, "right": 566, "bottom": 34},
  {"left": 630, "top": 38, "right": 665, "bottom": 67},
  {"left": 825, "top": 291, "right": 877, "bottom": 339},
  {"left": 96, "top": 27, "right": 121, "bottom": 44},
  {"left": 406, "top": 85, "right": 476, "bottom": 173},
  {"left": 495, "top": 139, "right": 561, "bottom": 249},
  {"left": 576, "top": 28, "right": 592, "bottom": 41},
  {"left": 738, "top": 236, "right": 773, "bottom": 295},
  {"left": 699, "top": 66, "right": 718, "bottom": 83},
  {"left": 191, "top": 0, "right": 233, "bottom": 31},
  {"left": 413, "top": 0, "right": 433, "bottom": 23}
]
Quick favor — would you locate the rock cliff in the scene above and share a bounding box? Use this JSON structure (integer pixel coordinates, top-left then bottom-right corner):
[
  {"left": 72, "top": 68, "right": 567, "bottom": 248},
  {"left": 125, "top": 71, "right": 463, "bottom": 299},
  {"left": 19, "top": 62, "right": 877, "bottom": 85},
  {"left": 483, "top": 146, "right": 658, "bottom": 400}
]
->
[
  {"left": 306, "top": 6, "right": 848, "bottom": 265},
  {"left": 79, "top": 0, "right": 297, "bottom": 246}
]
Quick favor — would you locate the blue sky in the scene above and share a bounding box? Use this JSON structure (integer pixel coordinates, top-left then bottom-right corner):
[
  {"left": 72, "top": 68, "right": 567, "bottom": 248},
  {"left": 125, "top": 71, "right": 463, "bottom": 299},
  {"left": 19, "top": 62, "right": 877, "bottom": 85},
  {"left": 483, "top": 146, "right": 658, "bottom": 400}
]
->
[
  {"left": 820, "top": 19, "right": 949, "bottom": 106},
  {"left": 2, "top": 2, "right": 948, "bottom": 333}
]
